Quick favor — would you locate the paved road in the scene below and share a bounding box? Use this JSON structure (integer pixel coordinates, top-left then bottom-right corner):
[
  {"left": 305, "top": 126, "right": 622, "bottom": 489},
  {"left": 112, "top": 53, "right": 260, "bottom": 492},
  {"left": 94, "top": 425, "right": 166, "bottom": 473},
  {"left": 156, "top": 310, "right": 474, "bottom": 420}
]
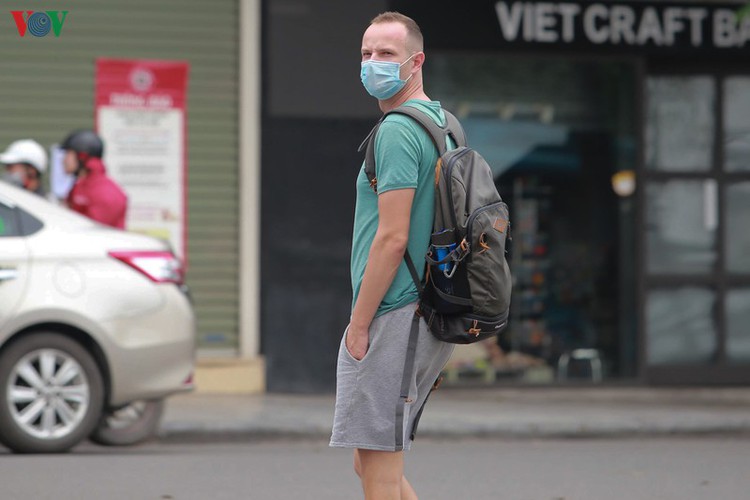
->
[{"left": 1, "top": 437, "right": 747, "bottom": 499}]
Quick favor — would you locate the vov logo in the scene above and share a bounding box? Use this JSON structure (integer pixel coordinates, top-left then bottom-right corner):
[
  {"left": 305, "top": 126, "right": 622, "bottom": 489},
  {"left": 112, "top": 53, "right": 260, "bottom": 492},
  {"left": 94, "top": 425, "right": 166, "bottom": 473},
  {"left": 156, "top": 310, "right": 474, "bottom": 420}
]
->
[{"left": 11, "top": 11, "right": 69, "bottom": 37}]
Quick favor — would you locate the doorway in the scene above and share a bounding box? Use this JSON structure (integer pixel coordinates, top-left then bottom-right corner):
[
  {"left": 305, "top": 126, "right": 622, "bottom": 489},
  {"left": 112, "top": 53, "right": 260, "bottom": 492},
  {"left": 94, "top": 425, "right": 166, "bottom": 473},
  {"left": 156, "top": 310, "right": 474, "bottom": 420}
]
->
[{"left": 426, "top": 54, "right": 638, "bottom": 384}]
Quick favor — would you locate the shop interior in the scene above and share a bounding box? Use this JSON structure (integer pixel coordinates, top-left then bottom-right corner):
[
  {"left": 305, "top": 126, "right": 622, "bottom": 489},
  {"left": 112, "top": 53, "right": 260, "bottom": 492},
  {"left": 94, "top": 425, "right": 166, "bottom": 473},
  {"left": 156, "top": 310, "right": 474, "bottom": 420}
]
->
[{"left": 426, "top": 54, "right": 637, "bottom": 384}]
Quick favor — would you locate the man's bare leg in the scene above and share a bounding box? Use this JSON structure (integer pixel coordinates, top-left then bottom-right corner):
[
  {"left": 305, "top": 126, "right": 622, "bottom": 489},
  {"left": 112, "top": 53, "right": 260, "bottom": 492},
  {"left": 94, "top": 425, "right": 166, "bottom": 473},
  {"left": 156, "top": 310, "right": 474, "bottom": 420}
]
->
[
  {"left": 400, "top": 476, "right": 418, "bottom": 499},
  {"left": 354, "top": 449, "right": 418, "bottom": 499}
]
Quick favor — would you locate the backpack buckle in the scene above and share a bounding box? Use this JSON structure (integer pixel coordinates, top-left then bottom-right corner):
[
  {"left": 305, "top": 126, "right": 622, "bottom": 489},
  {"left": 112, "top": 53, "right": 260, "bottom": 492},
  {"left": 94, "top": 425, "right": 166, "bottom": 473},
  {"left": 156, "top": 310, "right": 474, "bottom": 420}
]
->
[
  {"left": 369, "top": 177, "right": 378, "bottom": 193},
  {"left": 468, "top": 320, "right": 481, "bottom": 337},
  {"left": 478, "top": 233, "right": 490, "bottom": 254},
  {"left": 440, "top": 239, "right": 469, "bottom": 279}
]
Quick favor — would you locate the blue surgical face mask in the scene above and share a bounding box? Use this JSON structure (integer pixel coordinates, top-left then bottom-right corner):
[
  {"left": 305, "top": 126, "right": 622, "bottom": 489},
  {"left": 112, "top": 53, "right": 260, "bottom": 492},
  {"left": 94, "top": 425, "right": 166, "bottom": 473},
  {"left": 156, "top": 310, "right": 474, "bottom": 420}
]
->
[{"left": 360, "top": 53, "right": 417, "bottom": 100}]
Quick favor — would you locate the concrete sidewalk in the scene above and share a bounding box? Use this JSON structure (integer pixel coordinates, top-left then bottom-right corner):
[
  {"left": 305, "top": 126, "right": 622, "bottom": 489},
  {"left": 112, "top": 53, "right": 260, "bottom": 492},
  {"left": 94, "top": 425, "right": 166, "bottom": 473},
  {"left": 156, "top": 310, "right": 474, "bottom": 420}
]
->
[{"left": 159, "top": 387, "right": 750, "bottom": 442}]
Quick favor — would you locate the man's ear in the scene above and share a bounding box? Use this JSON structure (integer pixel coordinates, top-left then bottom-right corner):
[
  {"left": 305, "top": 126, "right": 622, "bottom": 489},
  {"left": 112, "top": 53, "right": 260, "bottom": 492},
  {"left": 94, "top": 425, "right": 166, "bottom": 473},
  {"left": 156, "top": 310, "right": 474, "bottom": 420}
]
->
[{"left": 411, "top": 51, "right": 425, "bottom": 72}]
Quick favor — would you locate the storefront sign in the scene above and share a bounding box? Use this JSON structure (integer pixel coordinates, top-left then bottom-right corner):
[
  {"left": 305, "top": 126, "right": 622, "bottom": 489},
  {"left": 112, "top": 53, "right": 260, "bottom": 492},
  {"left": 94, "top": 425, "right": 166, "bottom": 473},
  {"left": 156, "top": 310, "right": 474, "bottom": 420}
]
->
[
  {"left": 392, "top": 0, "right": 750, "bottom": 55},
  {"left": 495, "top": 1, "right": 750, "bottom": 48},
  {"left": 95, "top": 59, "right": 190, "bottom": 260}
]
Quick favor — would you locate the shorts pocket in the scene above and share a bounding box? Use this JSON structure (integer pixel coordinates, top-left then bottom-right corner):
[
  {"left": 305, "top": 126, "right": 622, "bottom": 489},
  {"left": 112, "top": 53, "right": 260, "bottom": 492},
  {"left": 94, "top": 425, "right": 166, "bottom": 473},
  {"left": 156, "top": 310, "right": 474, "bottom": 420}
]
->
[{"left": 343, "top": 325, "right": 371, "bottom": 364}]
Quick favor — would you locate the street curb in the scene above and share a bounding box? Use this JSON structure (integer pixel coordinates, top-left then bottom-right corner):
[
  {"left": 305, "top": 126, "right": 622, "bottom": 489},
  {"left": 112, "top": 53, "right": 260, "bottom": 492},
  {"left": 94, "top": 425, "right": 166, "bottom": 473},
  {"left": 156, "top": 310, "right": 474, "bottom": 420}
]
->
[
  {"left": 157, "top": 421, "right": 750, "bottom": 444},
  {"left": 158, "top": 389, "right": 750, "bottom": 444}
]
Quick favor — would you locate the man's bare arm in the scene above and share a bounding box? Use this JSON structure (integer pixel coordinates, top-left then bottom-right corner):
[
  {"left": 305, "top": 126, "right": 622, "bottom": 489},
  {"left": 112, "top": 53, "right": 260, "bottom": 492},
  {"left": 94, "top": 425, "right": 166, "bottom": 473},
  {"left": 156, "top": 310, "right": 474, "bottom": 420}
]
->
[{"left": 347, "top": 188, "right": 415, "bottom": 360}]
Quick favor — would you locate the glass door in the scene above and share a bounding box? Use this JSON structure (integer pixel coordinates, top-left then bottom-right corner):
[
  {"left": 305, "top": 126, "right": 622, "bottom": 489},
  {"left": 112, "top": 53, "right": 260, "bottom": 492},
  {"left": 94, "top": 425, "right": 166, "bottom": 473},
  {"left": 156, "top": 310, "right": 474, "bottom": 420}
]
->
[
  {"left": 642, "top": 73, "right": 750, "bottom": 383},
  {"left": 723, "top": 77, "right": 750, "bottom": 364}
]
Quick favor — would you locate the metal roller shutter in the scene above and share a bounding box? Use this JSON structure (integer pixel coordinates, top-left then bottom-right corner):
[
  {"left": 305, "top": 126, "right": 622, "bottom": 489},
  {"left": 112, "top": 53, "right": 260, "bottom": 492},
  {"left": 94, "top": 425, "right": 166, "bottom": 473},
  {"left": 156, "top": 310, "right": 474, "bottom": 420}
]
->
[{"left": 0, "top": 0, "right": 241, "bottom": 351}]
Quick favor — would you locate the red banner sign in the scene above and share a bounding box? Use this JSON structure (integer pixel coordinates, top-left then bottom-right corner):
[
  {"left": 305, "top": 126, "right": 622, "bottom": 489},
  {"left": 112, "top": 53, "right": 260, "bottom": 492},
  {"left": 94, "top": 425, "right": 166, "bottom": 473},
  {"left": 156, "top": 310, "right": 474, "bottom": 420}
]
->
[{"left": 95, "top": 59, "right": 190, "bottom": 261}]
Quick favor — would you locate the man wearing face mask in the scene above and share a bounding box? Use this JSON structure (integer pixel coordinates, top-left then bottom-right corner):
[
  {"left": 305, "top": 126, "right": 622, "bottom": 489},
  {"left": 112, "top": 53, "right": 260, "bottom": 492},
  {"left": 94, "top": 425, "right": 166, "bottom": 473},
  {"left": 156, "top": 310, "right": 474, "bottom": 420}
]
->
[
  {"left": 0, "top": 139, "right": 48, "bottom": 197},
  {"left": 329, "top": 11, "right": 455, "bottom": 499}
]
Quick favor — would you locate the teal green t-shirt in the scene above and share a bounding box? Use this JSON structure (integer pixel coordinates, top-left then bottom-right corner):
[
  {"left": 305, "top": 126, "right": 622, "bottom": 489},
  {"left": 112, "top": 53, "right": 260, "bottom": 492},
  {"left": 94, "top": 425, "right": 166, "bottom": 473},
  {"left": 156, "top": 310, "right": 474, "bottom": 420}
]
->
[{"left": 350, "top": 99, "right": 446, "bottom": 316}]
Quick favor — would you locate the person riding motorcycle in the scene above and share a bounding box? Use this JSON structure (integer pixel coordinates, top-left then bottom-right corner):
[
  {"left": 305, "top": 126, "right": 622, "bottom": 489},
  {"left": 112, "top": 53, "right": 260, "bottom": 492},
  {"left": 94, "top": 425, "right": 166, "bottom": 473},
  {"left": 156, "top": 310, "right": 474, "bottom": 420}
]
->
[{"left": 61, "top": 130, "right": 128, "bottom": 229}]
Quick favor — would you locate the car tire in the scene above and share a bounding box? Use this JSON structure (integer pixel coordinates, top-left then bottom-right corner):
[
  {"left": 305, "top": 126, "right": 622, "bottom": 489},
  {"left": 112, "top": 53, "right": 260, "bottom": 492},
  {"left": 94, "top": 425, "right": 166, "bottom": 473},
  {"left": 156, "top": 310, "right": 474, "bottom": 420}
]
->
[
  {"left": 89, "top": 399, "right": 165, "bottom": 446},
  {"left": 0, "top": 332, "right": 104, "bottom": 454}
]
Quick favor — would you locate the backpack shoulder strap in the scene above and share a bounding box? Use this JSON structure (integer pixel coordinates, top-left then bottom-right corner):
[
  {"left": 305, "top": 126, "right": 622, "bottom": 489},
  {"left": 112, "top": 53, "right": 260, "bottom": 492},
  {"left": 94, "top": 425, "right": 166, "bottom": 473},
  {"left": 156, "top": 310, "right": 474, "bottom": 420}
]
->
[
  {"left": 441, "top": 110, "right": 467, "bottom": 149},
  {"left": 357, "top": 118, "right": 383, "bottom": 193},
  {"left": 389, "top": 106, "right": 467, "bottom": 154},
  {"left": 357, "top": 106, "right": 467, "bottom": 192}
]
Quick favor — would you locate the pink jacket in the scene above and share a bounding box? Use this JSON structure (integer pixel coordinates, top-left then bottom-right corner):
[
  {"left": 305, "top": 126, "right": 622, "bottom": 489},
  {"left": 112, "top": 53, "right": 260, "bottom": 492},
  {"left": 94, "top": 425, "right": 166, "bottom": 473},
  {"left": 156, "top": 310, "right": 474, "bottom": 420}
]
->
[{"left": 67, "top": 158, "right": 128, "bottom": 229}]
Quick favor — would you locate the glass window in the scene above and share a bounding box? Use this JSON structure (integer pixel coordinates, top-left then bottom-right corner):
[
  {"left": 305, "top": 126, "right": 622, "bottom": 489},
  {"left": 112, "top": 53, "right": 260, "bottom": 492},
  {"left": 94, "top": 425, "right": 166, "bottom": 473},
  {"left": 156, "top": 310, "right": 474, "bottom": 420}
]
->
[
  {"left": 0, "top": 203, "right": 42, "bottom": 237},
  {"left": 425, "top": 56, "right": 636, "bottom": 178},
  {"left": 647, "top": 288, "right": 716, "bottom": 364},
  {"left": 17, "top": 208, "right": 42, "bottom": 236},
  {"left": 423, "top": 55, "right": 637, "bottom": 380},
  {"left": 724, "top": 77, "right": 750, "bottom": 172},
  {"left": 646, "top": 77, "right": 714, "bottom": 172},
  {"left": 646, "top": 180, "right": 717, "bottom": 274},
  {"left": 727, "top": 289, "right": 750, "bottom": 363},
  {"left": 0, "top": 204, "right": 20, "bottom": 237},
  {"left": 727, "top": 182, "right": 750, "bottom": 273}
]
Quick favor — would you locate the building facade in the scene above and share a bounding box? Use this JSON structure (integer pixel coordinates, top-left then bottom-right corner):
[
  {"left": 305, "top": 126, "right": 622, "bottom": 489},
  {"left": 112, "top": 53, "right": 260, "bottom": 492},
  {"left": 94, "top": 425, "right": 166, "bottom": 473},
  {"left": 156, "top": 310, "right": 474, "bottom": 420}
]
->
[{"left": 262, "top": 0, "right": 750, "bottom": 389}]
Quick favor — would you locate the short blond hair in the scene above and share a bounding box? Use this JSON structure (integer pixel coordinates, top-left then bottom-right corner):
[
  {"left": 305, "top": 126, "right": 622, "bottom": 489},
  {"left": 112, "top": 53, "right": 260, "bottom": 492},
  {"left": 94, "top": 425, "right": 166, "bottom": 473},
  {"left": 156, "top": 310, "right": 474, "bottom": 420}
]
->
[{"left": 370, "top": 11, "right": 424, "bottom": 52}]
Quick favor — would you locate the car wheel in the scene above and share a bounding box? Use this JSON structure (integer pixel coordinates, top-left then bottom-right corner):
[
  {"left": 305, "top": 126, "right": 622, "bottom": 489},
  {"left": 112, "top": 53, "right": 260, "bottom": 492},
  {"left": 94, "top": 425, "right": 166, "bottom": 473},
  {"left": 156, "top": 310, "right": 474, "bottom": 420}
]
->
[
  {"left": 89, "top": 399, "right": 165, "bottom": 446},
  {"left": 0, "top": 333, "right": 104, "bottom": 453}
]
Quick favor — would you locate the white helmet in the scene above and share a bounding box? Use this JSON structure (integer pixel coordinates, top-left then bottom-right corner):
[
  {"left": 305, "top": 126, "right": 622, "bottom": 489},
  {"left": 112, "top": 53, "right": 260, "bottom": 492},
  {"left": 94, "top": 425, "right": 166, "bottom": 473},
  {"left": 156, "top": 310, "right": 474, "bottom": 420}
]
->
[{"left": 0, "top": 139, "right": 48, "bottom": 174}]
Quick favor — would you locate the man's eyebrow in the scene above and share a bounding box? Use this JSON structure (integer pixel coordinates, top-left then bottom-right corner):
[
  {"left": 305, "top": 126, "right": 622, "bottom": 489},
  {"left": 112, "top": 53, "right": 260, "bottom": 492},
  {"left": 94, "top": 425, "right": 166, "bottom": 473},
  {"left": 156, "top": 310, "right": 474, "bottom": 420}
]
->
[{"left": 369, "top": 45, "right": 398, "bottom": 53}]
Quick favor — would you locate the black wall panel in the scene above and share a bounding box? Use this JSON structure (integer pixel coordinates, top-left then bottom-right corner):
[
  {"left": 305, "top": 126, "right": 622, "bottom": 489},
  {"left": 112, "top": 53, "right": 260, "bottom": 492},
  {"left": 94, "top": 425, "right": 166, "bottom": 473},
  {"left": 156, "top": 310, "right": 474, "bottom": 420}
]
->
[{"left": 262, "top": 117, "right": 375, "bottom": 392}]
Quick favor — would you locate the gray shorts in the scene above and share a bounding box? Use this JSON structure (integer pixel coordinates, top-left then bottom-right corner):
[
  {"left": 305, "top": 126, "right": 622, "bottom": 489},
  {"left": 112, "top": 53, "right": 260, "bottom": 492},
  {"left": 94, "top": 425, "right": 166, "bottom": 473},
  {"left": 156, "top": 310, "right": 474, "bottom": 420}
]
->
[{"left": 329, "top": 303, "right": 454, "bottom": 451}]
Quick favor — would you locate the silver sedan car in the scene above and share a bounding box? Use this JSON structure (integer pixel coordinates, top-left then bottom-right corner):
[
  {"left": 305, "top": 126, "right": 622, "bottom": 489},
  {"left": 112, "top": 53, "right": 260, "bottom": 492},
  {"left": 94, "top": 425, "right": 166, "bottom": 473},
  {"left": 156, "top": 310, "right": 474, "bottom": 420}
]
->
[{"left": 0, "top": 181, "right": 195, "bottom": 453}]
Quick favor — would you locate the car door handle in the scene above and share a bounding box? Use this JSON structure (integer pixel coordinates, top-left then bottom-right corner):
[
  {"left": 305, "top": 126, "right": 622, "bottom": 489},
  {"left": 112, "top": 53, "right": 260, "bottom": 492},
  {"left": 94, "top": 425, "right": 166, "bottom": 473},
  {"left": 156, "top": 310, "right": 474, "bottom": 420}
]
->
[{"left": 0, "top": 268, "right": 18, "bottom": 282}]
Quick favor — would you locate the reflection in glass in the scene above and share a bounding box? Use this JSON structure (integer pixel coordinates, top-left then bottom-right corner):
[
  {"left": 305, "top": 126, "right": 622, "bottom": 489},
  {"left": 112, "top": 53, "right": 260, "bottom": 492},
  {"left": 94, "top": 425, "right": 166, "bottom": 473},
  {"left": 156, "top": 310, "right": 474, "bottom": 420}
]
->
[
  {"left": 646, "top": 77, "right": 714, "bottom": 171},
  {"left": 424, "top": 55, "right": 636, "bottom": 176},
  {"left": 727, "top": 183, "right": 750, "bottom": 273},
  {"left": 646, "top": 180, "right": 717, "bottom": 274},
  {"left": 727, "top": 289, "right": 750, "bottom": 362},
  {"left": 724, "top": 77, "right": 750, "bottom": 171},
  {"left": 647, "top": 288, "right": 716, "bottom": 364}
]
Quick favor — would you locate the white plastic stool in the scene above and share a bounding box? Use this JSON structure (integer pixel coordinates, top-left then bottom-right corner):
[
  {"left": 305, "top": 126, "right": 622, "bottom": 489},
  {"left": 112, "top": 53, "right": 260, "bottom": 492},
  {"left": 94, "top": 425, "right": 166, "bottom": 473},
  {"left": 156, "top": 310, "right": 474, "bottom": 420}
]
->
[{"left": 557, "top": 348, "right": 602, "bottom": 382}]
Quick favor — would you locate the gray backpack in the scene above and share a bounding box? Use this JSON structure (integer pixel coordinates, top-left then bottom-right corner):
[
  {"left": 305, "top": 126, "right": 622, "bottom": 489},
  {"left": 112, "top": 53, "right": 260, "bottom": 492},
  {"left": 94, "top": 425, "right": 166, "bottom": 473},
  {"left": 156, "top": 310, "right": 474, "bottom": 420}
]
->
[{"left": 361, "top": 105, "right": 512, "bottom": 344}]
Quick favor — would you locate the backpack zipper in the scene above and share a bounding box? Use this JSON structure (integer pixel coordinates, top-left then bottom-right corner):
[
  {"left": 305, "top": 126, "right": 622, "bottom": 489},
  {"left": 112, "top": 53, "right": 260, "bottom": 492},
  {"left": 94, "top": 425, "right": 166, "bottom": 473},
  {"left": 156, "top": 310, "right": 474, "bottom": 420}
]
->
[
  {"left": 442, "top": 147, "right": 472, "bottom": 231},
  {"left": 465, "top": 201, "right": 509, "bottom": 246}
]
